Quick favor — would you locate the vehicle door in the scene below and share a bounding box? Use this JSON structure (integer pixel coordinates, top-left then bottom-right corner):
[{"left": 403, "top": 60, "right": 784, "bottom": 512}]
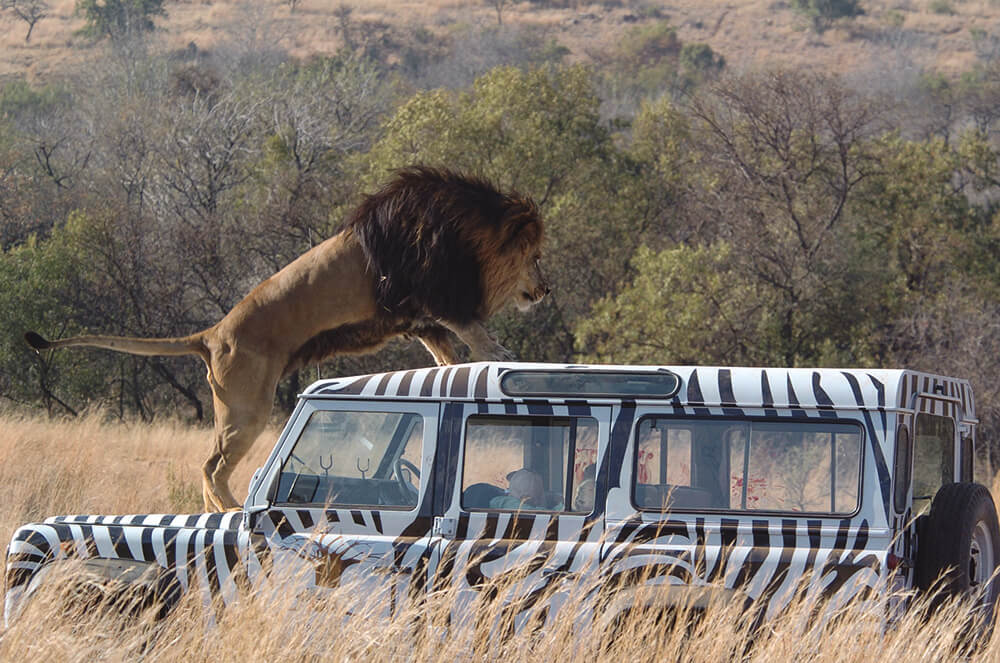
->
[
  {"left": 429, "top": 401, "right": 611, "bottom": 631},
  {"left": 245, "top": 398, "right": 439, "bottom": 616},
  {"left": 603, "top": 410, "right": 874, "bottom": 619}
]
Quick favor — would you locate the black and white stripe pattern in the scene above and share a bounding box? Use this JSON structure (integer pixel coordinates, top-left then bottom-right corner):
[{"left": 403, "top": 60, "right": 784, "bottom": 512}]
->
[{"left": 5, "top": 512, "right": 246, "bottom": 624}]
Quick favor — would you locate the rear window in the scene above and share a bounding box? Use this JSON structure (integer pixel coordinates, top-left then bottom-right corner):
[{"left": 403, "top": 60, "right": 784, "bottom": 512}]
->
[{"left": 633, "top": 417, "right": 863, "bottom": 515}]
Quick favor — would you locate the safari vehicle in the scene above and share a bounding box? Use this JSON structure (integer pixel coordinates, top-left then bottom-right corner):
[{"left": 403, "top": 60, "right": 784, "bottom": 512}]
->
[{"left": 5, "top": 363, "right": 999, "bottom": 627}]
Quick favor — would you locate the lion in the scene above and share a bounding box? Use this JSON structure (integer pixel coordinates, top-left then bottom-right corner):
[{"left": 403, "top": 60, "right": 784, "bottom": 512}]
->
[{"left": 24, "top": 167, "right": 549, "bottom": 512}]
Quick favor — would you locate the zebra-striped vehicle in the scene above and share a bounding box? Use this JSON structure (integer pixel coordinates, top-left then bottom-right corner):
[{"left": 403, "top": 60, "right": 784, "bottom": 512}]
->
[{"left": 5, "top": 363, "right": 998, "bottom": 627}]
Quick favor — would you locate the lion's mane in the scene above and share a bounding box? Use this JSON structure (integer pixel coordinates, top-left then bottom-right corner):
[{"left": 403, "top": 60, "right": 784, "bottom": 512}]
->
[{"left": 348, "top": 166, "right": 543, "bottom": 325}]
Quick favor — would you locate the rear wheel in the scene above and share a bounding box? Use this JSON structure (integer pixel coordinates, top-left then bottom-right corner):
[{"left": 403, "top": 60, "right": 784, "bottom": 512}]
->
[{"left": 916, "top": 482, "right": 1000, "bottom": 633}]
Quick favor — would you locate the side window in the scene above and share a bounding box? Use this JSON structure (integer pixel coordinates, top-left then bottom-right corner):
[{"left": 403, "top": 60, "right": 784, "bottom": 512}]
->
[
  {"left": 635, "top": 418, "right": 738, "bottom": 510},
  {"left": 273, "top": 410, "right": 424, "bottom": 508},
  {"left": 913, "top": 413, "right": 956, "bottom": 507},
  {"left": 634, "top": 417, "right": 862, "bottom": 514},
  {"left": 461, "top": 415, "right": 599, "bottom": 513},
  {"left": 637, "top": 425, "right": 692, "bottom": 487},
  {"left": 745, "top": 424, "right": 861, "bottom": 513}
]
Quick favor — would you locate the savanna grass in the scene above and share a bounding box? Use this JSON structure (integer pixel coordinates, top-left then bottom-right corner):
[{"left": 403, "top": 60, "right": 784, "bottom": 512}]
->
[{"left": 0, "top": 412, "right": 998, "bottom": 661}]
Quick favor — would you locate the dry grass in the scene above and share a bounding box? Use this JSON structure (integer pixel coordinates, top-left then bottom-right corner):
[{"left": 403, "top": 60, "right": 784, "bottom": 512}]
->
[
  {"left": 0, "top": 540, "right": 998, "bottom": 662},
  {"left": 0, "top": 412, "right": 999, "bottom": 659},
  {"left": 2, "top": 0, "right": 999, "bottom": 82},
  {"left": 0, "top": 410, "right": 275, "bottom": 548}
]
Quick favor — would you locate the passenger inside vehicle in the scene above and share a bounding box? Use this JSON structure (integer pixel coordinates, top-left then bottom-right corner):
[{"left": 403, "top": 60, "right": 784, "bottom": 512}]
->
[{"left": 489, "top": 468, "right": 546, "bottom": 509}]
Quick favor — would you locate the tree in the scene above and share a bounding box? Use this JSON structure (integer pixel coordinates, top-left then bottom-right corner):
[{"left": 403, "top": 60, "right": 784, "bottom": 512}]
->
[
  {"left": 0, "top": 217, "right": 112, "bottom": 416},
  {"left": 332, "top": 4, "right": 354, "bottom": 50},
  {"left": 74, "top": 0, "right": 165, "bottom": 43},
  {"left": 486, "top": 0, "right": 508, "bottom": 26},
  {"left": 576, "top": 243, "right": 770, "bottom": 365},
  {"left": 792, "top": 0, "right": 864, "bottom": 34},
  {"left": 254, "top": 55, "right": 392, "bottom": 255},
  {"left": 685, "top": 71, "right": 886, "bottom": 365},
  {"left": 2, "top": 0, "right": 49, "bottom": 43},
  {"left": 578, "top": 71, "right": 892, "bottom": 368},
  {"left": 416, "top": 25, "right": 569, "bottom": 90}
]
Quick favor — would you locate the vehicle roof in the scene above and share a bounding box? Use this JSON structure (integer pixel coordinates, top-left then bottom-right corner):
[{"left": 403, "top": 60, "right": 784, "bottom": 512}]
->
[{"left": 302, "top": 362, "right": 976, "bottom": 419}]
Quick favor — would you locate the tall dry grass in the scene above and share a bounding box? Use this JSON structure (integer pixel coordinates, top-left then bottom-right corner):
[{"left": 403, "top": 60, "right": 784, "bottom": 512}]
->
[
  {"left": 0, "top": 411, "right": 999, "bottom": 660},
  {"left": 0, "top": 410, "right": 276, "bottom": 547}
]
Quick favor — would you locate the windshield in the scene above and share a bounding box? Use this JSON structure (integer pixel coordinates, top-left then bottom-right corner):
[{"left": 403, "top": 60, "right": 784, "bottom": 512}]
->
[{"left": 272, "top": 409, "right": 424, "bottom": 508}]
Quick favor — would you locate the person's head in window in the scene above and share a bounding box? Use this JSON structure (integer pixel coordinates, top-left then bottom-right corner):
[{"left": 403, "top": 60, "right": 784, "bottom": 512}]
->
[
  {"left": 508, "top": 468, "right": 544, "bottom": 506},
  {"left": 490, "top": 468, "right": 545, "bottom": 509}
]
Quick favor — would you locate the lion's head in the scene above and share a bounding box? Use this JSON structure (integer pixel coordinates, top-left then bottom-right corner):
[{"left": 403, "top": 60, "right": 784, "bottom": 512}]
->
[
  {"left": 479, "top": 195, "right": 548, "bottom": 315},
  {"left": 349, "top": 167, "right": 548, "bottom": 325}
]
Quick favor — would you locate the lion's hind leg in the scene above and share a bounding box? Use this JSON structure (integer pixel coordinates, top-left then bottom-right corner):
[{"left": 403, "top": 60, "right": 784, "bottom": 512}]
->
[
  {"left": 202, "top": 406, "right": 270, "bottom": 512},
  {"left": 202, "top": 357, "right": 279, "bottom": 511}
]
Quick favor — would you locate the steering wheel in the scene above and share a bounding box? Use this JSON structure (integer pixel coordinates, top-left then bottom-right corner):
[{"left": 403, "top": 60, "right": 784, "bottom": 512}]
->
[{"left": 395, "top": 457, "right": 420, "bottom": 499}]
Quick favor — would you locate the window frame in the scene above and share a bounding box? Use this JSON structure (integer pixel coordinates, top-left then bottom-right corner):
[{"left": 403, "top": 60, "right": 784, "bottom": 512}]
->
[{"left": 630, "top": 414, "right": 866, "bottom": 518}]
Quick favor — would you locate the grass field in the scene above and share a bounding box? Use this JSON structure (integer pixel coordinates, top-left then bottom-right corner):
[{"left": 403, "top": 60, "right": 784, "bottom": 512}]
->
[{"left": 0, "top": 411, "right": 999, "bottom": 659}]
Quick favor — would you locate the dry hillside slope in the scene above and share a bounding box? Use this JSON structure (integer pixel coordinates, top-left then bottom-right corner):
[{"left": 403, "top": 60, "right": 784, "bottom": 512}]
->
[{"left": 2, "top": 0, "right": 999, "bottom": 82}]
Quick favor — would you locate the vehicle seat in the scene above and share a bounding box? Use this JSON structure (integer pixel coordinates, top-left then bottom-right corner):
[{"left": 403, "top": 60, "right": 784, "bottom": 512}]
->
[{"left": 464, "top": 483, "right": 505, "bottom": 509}]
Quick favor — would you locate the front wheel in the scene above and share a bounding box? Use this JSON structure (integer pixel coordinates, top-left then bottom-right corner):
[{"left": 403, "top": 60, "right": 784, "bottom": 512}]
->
[{"left": 916, "top": 482, "right": 1000, "bottom": 629}]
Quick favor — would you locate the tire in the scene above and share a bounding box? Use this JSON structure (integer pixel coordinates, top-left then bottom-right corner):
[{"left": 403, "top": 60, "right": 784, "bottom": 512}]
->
[{"left": 915, "top": 482, "right": 1000, "bottom": 627}]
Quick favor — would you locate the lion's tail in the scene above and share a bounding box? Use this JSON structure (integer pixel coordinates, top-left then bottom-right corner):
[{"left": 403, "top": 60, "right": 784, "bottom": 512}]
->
[{"left": 24, "top": 331, "right": 210, "bottom": 364}]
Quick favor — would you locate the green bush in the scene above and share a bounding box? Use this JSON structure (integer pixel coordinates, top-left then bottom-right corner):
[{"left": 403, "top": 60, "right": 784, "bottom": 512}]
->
[
  {"left": 792, "top": 0, "right": 865, "bottom": 33},
  {"left": 620, "top": 21, "right": 681, "bottom": 68},
  {"left": 74, "top": 0, "right": 166, "bottom": 41},
  {"left": 928, "top": 0, "right": 954, "bottom": 15},
  {"left": 679, "top": 43, "right": 725, "bottom": 75}
]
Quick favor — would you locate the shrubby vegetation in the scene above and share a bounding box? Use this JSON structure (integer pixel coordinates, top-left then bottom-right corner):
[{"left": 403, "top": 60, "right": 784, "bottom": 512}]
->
[
  {"left": 792, "top": 0, "right": 865, "bottom": 33},
  {"left": 6, "top": 13, "right": 1000, "bottom": 471}
]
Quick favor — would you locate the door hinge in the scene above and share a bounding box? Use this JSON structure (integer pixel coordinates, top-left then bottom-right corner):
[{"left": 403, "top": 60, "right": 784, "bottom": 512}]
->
[{"left": 433, "top": 516, "right": 457, "bottom": 539}]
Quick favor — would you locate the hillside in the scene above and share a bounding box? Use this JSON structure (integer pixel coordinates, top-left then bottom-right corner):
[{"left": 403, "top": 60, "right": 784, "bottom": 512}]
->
[{"left": 2, "top": 0, "right": 999, "bottom": 82}]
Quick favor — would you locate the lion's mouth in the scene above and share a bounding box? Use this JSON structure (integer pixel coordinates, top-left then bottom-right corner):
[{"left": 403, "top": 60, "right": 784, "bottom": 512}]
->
[
  {"left": 518, "top": 288, "right": 548, "bottom": 309},
  {"left": 515, "top": 290, "right": 541, "bottom": 312}
]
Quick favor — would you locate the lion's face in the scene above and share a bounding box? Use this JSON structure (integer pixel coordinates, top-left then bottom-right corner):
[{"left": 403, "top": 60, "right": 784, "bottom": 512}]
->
[{"left": 513, "top": 253, "right": 550, "bottom": 312}]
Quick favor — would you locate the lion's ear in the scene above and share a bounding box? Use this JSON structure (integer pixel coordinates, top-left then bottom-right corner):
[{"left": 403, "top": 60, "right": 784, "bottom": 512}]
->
[{"left": 502, "top": 202, "right": 543, "bottom": 253}]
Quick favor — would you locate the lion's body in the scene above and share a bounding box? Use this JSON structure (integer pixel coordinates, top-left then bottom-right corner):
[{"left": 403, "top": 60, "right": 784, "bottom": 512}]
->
[{"left": 25, "top": 168, "right": 548, "bottom": 511}]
